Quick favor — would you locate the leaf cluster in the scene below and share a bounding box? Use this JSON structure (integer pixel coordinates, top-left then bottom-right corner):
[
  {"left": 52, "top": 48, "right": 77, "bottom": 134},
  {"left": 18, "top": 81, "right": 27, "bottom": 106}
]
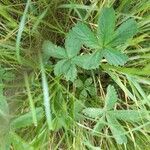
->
[
  {"left": 43, "top": 7, "right": 137, "bottom": 81},
  {"left": 83, "top": 85, "right": 148, "bottom": 144}
]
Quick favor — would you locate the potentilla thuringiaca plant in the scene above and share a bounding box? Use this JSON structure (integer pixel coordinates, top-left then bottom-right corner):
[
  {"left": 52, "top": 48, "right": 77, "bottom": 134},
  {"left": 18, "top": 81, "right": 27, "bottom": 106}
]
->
[{"left": 43, "top": 7, "right": 138, "bottom": 81}]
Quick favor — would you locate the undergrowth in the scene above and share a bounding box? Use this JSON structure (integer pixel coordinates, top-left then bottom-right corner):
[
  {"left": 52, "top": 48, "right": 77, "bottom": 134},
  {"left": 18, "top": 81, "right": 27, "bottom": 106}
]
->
[{"left": 0, "top": 0, "right": 150, "bottom": 150}]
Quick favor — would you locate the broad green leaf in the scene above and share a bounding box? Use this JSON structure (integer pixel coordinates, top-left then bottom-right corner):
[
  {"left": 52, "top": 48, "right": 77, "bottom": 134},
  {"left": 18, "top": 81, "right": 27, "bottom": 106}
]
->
[
  {"left": 87, "top": 86, "right": 96, "bottom": 96},
  {"left": 72, "top": 22, "right": 99, "bottom": 49},
  {"left": 74, "top": 100, "right": 85, "bottom": 121},
  {"left": 74, "top": 79, "right": 83, "bottom": 88},
  {"left": 54, "top": 59, "right": 70, "bottom": 76},
  {"left": 93, "top": 116, "right": 106, "bottom": 133},
  {"left": 97, "top": 7, "right": 116, "bottom": 46},
  {"left": 54, "top": 59, "right": 77, "bottom": 81},
  {"left": 10, "top": 132, "right": 34, "bottom": 150},
  {"left": 11, "top": 107, "right": 44, "bottom": 129},
  {"left": 73, "top": 51, "right": 102, "bottom": 69},
  {"left": 84, "top": 78, "right": 96, "bottom": 96},
  {"left": 111, "top": 19, "right": 138, "bottom": 46},
  {"left": 102, "top": 48, "right": 128, "bottom": 66},
  {"left": 84, "top": 77, "right": 93, "bottom": 86},
  {"left": 107, "top": 115, "right": 127, "bottom": 144},
  {"left": 65, "top": 29, "right": 82, "bottom": 57},
  {"left": 109, "top": 110, "right": 148, "bottom": 122},
  {"left": 83, "top": 108, "right": 104, "bottom": 118},
  {"left": 65, "top": 64, "right": 77, "bottom": 81},
  {"left": 105, "top": 85, "right": 118, "bottom": 110},
  {"left": 42, "top": 40, "right": 67, "bottom": 60},
  {"left": 80, "top": 89, "right": 88, "bottom": 99}
]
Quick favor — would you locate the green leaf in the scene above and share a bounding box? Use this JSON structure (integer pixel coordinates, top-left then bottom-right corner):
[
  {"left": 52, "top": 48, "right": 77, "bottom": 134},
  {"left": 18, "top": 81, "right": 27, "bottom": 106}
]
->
[
  {"left": 72, "top": 22, "right": 99, "bottom": 49},
  {"left": 97, "top": 7, "right": 116, "bottom": 46},
  {"left": 107, "top": 115, "right": 127, "bottom": 144},
  {"left": 105, "top": 85, "right": 118, "bottom": 110},
  {"left": 102, "top": 48, "right": 128, "bottom": 66},
  {"left": 111, "top": 19, "right": 138, "bottom": 46},
  {"left": 83, "top": 108, "right": 104, "bottom": 119},
  {"left": 74, "top": 79, "right": 83, "bottom": 88},
  {"left": 10, "top": 132, "right": 34, "bottom": 150},
  {"left": 54, "top": 59, "right": 70, "bottom": 76},
  {"left": 93, "top": 116, "right": 106, "bottom": 133},
  {"left": 0, "top": 98, "right": 9, "bottom": 117},
  {"left": 84, "top": 77, "right": 93, "bottom": 86},
  {"left": 65, "top": 64, "right": 77, "bottom": 81},
  {"left": 73, "top": 51, "right": 102, "bottom": 69},
  {"left": 87, "top": 86, "right": 96, "bottom": 96},
  {"left": 54, "top": 59, "right": 77, "bottom": 81},
  {"left": 11, "top": 107, "right": 44, "bottom": 129},
  {"left": 0, "top": 89, "right": 10, "bottom": 139},
  {"left": 74, "top": 100, "right": 85, "bottom": 121},
  {"left": 65, "top": 29, "right": 82, "bottom": 57},
  {"left": 109, "top": 110, "right": 148, "bottom": 122},
  {"left": 42, "top": 40, "right": 67, "bottom": 60},
  {"left": 80, "top": 89, "right": 88, "bottom": 99}
]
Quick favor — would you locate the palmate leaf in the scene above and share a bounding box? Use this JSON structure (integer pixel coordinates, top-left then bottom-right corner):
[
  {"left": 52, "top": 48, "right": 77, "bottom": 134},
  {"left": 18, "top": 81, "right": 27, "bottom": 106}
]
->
[
  {"left": 42, "top": 28, "right": 82, "bottom": 81},
  {"left": 72, "top": 22, "right": 99, "bottom": 49},
  {"left": 107, "top": 114, "right": 127, "bottom": 144},
  {"left": 82, "top": 85, "right": 149, "bottom": 144},
  {"left": 73, "top": 51, "right": 102, "bottom": 69},
  {"left": 97, "top": 7, "right": 116, "bottom": 46},
  {"left": 102, "top": 48, "right": 128, "bottom": 66},
  {"left": 105, "top": 85, "right": 118, "bottom": 110},
  {"left": 72, "top": 7, "right": 138, "bottom": 67},
  {"left": 109, "top": 110, "right": 148, "bottom": 122}
]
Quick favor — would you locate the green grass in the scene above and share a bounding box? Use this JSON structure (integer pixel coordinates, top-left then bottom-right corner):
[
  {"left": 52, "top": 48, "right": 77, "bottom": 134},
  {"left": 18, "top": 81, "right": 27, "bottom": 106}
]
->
[{"left": 0, "top": 0, "right": 150, "bottom": 149}]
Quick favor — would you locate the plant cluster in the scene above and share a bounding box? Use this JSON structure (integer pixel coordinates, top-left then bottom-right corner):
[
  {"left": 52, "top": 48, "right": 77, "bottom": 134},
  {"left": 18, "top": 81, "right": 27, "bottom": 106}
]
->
[{"left": 43, "top": 7, "right": 137, "bottom": 81}]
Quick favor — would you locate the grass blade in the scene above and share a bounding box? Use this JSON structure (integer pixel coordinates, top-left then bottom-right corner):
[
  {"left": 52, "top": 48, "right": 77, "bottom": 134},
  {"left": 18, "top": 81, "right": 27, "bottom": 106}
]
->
[
  {"left": 24, "top": 72, "right": 38, "bottom": 126},
  {"left": 16, "top": 0, "right": 30, "bottom": 63},
  {"left": 40, "top": 56, "right": 52, "bottom": 130}
]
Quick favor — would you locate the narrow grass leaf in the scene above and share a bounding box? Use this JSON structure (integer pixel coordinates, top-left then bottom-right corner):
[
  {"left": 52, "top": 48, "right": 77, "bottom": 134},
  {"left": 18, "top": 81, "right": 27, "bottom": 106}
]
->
[
  {"left": 40, "top": 58, "right": 52, "bottom": 130},
  {"left": 24, "top": 72, "right": 38, "bottom": 126},
  {"left": 16, "top": 0, "right": 30, "bottom": 63},
  {"left": 10, "top": 132, "right": 34, "bottom": 150}
]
